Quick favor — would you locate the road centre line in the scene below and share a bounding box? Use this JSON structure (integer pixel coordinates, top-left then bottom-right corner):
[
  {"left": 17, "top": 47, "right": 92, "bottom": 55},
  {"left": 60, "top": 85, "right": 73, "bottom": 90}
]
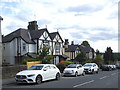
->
[
  {"left": 111, "top": 73, "right": 116, "bottom": 76},
  {"left": 99, "top": 76, "right": 107, "bottom": 80},
  {"left": 73, "top": 80, "right": 94, "bottom": 88}
]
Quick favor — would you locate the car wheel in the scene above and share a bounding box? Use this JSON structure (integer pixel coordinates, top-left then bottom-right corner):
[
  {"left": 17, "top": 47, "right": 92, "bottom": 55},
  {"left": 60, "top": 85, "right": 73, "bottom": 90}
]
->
[
  {"left": 75, "top": 72, "right": 78, "bottom": 77},
  {"left": 96, "top": 69, "right": 99, "bottom": 74},
  {"left": 36, "top": 75, "right": 42, "bottom": 84},
  {"left": 56, "top": 73, "right": 60, "bottom": 80},
  {"left": 82, "top": 72, "right": 85, "bottom": 76},
  {"left": 92, "top": 69, "right": 94, "bottom": 74}
]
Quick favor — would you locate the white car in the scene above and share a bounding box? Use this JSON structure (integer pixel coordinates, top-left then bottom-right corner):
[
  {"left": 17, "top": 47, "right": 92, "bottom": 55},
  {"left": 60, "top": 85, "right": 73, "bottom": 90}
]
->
[
  {"left": 63, "top": 64, "right": 85, "bottom": 77},
  {"left": 15, "top": 64, "right": 61, "bottom": 84},
  {"left": 83, "top": 63, "right": 99, "bottom": 74}
]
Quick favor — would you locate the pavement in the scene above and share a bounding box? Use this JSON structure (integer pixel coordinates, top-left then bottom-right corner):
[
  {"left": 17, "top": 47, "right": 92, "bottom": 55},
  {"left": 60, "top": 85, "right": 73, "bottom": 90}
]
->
[{"left": 2, "top": 77, "right": 15, "bottom": 85}]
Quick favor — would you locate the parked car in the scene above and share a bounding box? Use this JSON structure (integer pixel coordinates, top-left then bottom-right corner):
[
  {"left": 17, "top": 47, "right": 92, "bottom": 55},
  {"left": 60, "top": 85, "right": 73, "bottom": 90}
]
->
[
  {"left": 83, "top": 63, "right": 99, "bottom": 74},
  {"left": 112, "top": 65, "right": 116, "bottom": 70},
  {"left": 101, "top": 65, "right": 112, "bottom": 71},
  {"left": 15, "top": 64, "right": 61, "bottom": 84},
  {"left": 116, "top": 61, "right": 120, "bottom": 69},
  {"left": 108, "top": 65, "right": 114, "bottom": 70},
  {"left": 63, "top": 64, "right": 85, "bottom": 77}
]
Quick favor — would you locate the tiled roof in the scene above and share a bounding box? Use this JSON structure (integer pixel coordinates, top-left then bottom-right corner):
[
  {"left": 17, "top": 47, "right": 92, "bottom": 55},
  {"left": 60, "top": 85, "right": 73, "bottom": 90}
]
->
[
  {"left": 65, "top": 45, "right": 91, "bottom": 53},
  {"left": 2, "top": 28, "right": 63, "bottom": 44},
  {"left": 29, "top": 28, "right": 47, "bottom": 39},
  {"left": 49, "top": 32, "right": 63, "bottom": 42},
  {"left": 2, "top": 28, "right": 48, "bottom": 44},
  {"left": 78, "top": 45, "right": 91, "bottom": 53},
  {"left": 65, "top": 45, "right": 78, "bottom": 52},
  {"left": 2, "top": 28, "right": 35, "bottom": 44}
]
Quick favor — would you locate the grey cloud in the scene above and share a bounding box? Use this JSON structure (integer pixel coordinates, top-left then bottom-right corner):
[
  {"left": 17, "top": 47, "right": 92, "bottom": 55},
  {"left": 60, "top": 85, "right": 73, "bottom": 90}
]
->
[
  {"left": 89, "top": 32, "right": 117, "bottom": 41},
  {"left": 66, "top": 4, "right": 103, "bottom": 14},
  {"left": 70, "top": 32, "right": 84, "bottom": 39},
  {"left": 15, "top": 14, "right": 29, "bottom": 21},
  {"left": 38, "top": 19, "right": 51, "bottom": 26},
  {"left": 54, "top": 25, "right": 87, "bottom": 30},
  {"left": 70, "top": 30, "right": 117, "bottom": 42},
  {"left": 91, "top": 27, "right": 112, "bottom": 31}
]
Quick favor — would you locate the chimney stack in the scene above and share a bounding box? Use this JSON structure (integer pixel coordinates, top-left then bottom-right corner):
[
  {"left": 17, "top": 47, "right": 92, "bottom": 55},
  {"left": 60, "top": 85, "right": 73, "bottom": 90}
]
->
[
  {"left": 71, "top": 41, "right": 74, "bottom": 45},
  {"left": 28, "top": 21, "right": 38, "bottom": 30},
  {"left": 64, "top": 39, "right": 69, "bottom": 49}
]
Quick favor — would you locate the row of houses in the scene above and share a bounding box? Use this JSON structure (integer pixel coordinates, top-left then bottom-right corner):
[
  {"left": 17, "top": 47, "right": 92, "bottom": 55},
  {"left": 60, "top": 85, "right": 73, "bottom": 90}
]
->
[{"left": 1, "top": 20, "right": 95, "bottom": 65}]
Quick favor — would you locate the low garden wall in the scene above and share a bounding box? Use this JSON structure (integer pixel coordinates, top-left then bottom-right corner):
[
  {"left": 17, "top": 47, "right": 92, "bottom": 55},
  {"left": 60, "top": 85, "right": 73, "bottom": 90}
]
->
[{"left": 2, "top": 65, "right": 27, "bottom": 79}]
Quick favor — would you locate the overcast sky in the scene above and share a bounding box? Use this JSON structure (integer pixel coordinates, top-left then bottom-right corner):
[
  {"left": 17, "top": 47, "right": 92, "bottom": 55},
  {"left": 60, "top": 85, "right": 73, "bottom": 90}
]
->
[{"left": 0, "top": 0, "right": 119, "bottom": 52}]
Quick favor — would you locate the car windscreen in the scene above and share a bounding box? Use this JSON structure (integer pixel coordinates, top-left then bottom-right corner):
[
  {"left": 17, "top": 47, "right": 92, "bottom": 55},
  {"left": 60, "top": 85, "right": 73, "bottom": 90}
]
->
[
  {"left": 28, "top": 65, "right": 44, "bottom": 70},
  {"left": 67, "top": 65, "right": 77, "bottom": 68},
  {"left": 83, "top": 64, "right": 93, "bottom": 67}
]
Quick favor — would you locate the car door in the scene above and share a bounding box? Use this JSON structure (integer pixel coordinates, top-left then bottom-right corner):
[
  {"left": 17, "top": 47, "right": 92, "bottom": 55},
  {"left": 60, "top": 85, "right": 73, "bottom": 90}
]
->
[
  {"left": 42, "top": 66, "right": 51, "bottom": 81},
  {"left": 79, "top": 65, "right": 83, "bottom": 74},
  {"left": 50, "top": 65, "right": 57, "bottom": 79},
  {"left": 77, "top": 65, "right": 82, "bottom": 75},
  {"left": 94, "top": 64, "right": 97, "bottom": 71}
]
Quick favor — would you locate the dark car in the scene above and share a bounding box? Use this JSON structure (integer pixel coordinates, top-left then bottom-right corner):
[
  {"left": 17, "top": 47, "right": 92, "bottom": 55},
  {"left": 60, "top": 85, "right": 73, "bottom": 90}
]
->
[{"left": 101, "top": 65, "right": 112, "bottom": 71}]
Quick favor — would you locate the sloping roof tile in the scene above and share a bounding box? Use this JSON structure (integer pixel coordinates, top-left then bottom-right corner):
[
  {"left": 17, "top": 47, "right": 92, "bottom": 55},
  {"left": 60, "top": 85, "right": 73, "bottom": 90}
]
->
[
  {"left": 2, "top": 28, "right": 35, "bottom": 44},
  {"left": 49, "top": 32, "right": 63, "bottom": 42}
]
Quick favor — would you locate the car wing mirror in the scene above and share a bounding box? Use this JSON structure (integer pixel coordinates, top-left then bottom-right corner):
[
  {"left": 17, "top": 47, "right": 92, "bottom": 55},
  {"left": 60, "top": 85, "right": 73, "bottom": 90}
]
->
[{"left": 43, "top": 68, "right": 47, "bottom": 71}]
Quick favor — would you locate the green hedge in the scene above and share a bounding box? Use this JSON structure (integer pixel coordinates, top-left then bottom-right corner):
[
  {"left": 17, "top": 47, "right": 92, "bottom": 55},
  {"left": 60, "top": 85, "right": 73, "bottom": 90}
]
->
[
  {"left": 60, "top": 61, "right": 74, "bottom": 65},
  {"left": 22, "top": 58, "right": 39, "bottom": 64}
]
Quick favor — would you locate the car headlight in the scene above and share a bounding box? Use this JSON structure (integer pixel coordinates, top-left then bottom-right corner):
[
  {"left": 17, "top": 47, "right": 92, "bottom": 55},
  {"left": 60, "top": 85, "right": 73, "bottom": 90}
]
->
[
  {"left": 88, "top": 68, "right": 91, "bottom": 71},
  {"left": 27, "top": 74, "right": 35, "bottom": 77},
  {"left": 71, "top": 70, "right": 74, "bottom": 73}
]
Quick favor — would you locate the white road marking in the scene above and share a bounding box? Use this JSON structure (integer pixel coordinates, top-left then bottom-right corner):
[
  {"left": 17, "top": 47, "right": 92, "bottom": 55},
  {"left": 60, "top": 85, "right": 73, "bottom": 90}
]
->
[
  {"left": 111, "top": 73, "right": 116, "bottom": 76},
  {"left": 100, "top": 76, "right": 107, "bottom": 80},
  {"left": 73, "top": 80, "right": 94, "bottom": 88}
]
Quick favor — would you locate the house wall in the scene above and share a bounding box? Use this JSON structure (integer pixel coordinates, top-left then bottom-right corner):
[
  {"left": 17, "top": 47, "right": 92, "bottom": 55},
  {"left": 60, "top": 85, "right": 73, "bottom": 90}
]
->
[
  {"left": 20, "top": 39, "right": 29, "bottom": 56},
  {"left": 28, "top": 44, "right": 36, "bottom": 53},
  {"left": 38, "top": 31, "right": 52, "bottom": 55},
  {"left": 2, "top": 38, "right": 17, "bottom": 64},
  {"left": 52, "top": 34, "right": 63, "bottom": 55}
]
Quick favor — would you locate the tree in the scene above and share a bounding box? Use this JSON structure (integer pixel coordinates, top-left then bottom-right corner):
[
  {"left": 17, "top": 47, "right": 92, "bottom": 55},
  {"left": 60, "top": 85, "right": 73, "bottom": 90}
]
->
[
  {"left": 37, "top": 44, "right": 53, "bottom": 64},
  {"left": 81, "top": 41, "right": 90, "bottom": 47},
  {"left": 96, "top": 49, "right": 100, "bottom": 55},
  {"left": 75, "top": 52, "right": 87, "bottom": 63},
  {"left": 92, "top": 54, "right": 104, "bottom": 67},
  {"left": 103, "top": 47, "right": 114, "bottom": 64}
]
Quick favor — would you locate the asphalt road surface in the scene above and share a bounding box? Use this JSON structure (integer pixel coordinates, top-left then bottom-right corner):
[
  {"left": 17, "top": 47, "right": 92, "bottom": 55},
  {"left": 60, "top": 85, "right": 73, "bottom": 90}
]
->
[{"left": 2, "top": 69, "right": 119, "bottom": 88}]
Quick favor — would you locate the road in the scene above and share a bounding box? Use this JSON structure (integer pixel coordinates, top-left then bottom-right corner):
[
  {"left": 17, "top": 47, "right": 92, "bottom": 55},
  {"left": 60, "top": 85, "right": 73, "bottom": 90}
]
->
[{"left": 2, "top": 69, "right": 119, "bottom": 88}]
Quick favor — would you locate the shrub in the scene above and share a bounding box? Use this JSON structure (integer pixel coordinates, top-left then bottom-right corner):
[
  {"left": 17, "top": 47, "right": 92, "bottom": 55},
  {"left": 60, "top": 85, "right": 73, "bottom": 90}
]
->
[
  {"left": 22, "top": 58, "right": 38, "bottom": 64},
  {"left": 56, "top": 62, "right": 68, "bottom": 73}
]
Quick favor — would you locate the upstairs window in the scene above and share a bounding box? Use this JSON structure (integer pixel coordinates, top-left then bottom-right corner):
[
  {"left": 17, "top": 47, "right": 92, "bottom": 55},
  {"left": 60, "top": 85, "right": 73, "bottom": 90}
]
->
[
  {"left": 56, "top": 42, "right": 60, "bottom": 53},
  {"left": 23, "top": 43, "right": 26, "bottom": 51},
  {"left": 43, "top": 40, "right": 49, "bottom": 47}
]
